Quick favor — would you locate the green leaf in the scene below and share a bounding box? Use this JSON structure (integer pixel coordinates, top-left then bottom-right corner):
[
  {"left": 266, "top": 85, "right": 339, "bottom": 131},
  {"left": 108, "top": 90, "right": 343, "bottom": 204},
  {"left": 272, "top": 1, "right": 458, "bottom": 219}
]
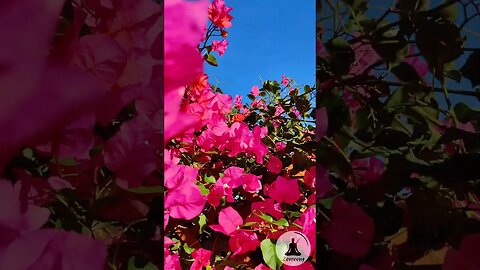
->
[
  {"left": 199, "top": 184, "right": 210, "bottom": 196},
  {"left": 171, "top": 239, "right": 181, "bottom": 250},
  {"left": 198, "top": 213, "right": 207, "bottom": 234},
  {"left": 430, "top": 0, "right": 458, "bottom": 22},
  {"left": 320, "top": 197, "right": 335, "bottom": 209},
  {"left": 204, "top": 175, "right": 216, "bottom": 184},
  {"left": 260, "top": 239, "right": 282, "bottom": 270},
  {"left": 385, "top": 86, "right": 410, "bottom": 108},
  {"left": 53, "top": 158, "right": 77, "bottom": 166},
  {"left": 259, "top": 213, "right": 274, "bottom": 223},
  {"left": 22, "top": 148, "right": 34, "bottom": 159},
  {"left": 303, "top": 85, "right": 312, "bottom": 94},
  {"left": 416, "top": 20, "right": 463, "bottom": 65},
  {"left": 445, "top": 69, "right": 462, "bottom": 83},
  {"left": 183, "top": 243, "right": 195, "bottom": 254},
  {"left": 454, "top": 102, "right": 480, "bottom": 122},
  {"left": 247, "top": 94, "right": 256, "bottom": 100},
  {"left": 205, "top": 54, "right": 218, "bottom": 66},
  {"left": 273, "top": 218, "right": 289, "bottom": 227}
]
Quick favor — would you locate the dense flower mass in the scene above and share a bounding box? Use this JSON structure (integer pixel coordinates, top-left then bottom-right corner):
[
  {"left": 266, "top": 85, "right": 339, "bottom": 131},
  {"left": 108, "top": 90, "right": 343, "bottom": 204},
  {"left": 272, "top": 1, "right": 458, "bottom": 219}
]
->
[{"left": 162, "top": 1, "right": 318, "bottom": 269}]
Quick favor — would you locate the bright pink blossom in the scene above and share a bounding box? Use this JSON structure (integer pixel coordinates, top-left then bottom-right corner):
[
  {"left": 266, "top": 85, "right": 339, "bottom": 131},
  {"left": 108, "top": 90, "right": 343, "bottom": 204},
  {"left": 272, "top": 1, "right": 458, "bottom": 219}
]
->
[
  {"left": 210, "top": 207, "right": 243, "bottom": 236},
  {"left": 266, "top": 155, "right": 283, "bottom": 174},
  {"left": 165, "top": 183, "right": 206, "bottom": 220},
  {"left": 250, "top": 85, "right": 260, "bottom": 97},
  {"left": 264, "top": 176, "right": 301, "bottom": 204},
  {"left": 234, "top": 95, "right": 243, "bottom": 109},
  {"left": 281, "top": 75, "right": 289, "bottom": 86},
  {"left": 208, "top": 0, "right": 233, "bottom": 28},
  {"left": 229, "top": 230, "right": 260, "bottom": 256},
  {"left": 190, "top": 248, "right": 212, "bottom": 270},
  {"left": 251, "top": 199, "right": 284, "bottom": 220},
  {"left": 212, "top": 39, "right": 229, "bottom": 56}
]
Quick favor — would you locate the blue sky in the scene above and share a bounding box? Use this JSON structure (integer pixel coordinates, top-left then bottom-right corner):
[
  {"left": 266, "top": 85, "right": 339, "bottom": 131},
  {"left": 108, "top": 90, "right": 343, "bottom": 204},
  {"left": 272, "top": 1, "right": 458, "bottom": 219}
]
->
[{"left": 205, "top": 0, "right": 316, "bottom": 98}]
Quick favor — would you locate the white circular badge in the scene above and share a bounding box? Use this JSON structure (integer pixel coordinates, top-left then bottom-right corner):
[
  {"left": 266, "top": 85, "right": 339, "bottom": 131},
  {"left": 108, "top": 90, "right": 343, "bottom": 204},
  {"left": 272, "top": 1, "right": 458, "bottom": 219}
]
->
[{"left": 275, "top": 231, "right": 311, "bottom": 266}]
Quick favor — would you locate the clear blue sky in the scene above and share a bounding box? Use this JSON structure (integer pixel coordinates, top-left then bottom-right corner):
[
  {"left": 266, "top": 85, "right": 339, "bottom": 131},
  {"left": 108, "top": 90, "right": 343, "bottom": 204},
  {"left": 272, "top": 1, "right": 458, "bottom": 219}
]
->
[{"left": 205, "top": 0, "right": 316, "bottom": 98}]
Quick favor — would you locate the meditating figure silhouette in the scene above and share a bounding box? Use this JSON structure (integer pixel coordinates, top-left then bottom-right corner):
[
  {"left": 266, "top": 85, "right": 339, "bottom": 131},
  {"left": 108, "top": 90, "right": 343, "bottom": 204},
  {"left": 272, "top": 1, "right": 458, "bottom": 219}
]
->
[{"left": 285, "top": 237, "right": 302, "bottom": 256}]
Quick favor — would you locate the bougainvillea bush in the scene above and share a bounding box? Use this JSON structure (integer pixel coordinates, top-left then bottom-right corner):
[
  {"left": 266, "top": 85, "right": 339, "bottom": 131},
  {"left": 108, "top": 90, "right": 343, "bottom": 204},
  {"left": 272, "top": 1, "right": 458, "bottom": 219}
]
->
[
  {"left": 0, "top": 0, "right": 316, "bottom": 269},
  {"left": 164, "top": 1, "right": 317, "bottom": 269},
  {"left": 317, "top": 0, "right": 480, "bottom": 269}
]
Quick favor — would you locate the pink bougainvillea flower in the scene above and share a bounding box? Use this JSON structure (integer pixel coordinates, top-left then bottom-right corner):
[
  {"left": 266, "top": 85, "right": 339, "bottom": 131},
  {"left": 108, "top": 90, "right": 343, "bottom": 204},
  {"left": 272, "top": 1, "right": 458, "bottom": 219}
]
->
[
  {"left": 274, "top": 105, "right": 285, "bottom": 117},
  {"left": 264, "top": 176, "right": 301, "bottom": 204},
  {"left": 251, "top": 199, "right": 284, "bottom": 219},
  {"left": 190, "top": 248, "right": 212, "bottom": 270},
  {"left": 164, "top": 149, "right": 180, "bottom": 171},
  {"left": 404, "top": 45, "right": 429, "bottom": 78},
  {"left": 0, "top": 229, "right": 107, "bottom": 270},
  {"left": 304, "top": 166, "right": 316, "bottom": 189},
  {"left": 266, "top": 155, "right": 283, "bottom": 174},
  {"left": 350, "top": 41, "right": 380, "bottom": 75},
  {"left": 352, "top": 157, "right": 384, "bottom": 186},
  {"left": 0, "top": 180, "right": 49, "bottom": 234},
  {"left": 208, "top": 0, "right": 233, "bottom": 29},
  {"left": 165, "top": 252, "right": 182, "bottom": 270},
  {"left": 292, "top": 108, "right": 300, "bottom": 118},
  {"left": 281, "top": 75, "right": 289, "bottom": 86},
  {"left": 0, "top": 180, "right": 106, "bottom": 270},
  {"left": 321, "top": 198, "right": 375, "bottom": 258},
  {"left": 234, "top": 95, "right": 243, "bottom": 109},
  {"left": 210, "top": 207, "right": 243, "bottom": 236},
  {"left": 254, "top": 264, "right": 271, "bottom": 270},
  {"left": 242, "top": 174, "right": 262, "bottom": 193},
  {"left": 250, "top": 85, "right": 260, "bottom": 97},
  {"left": 164, "top": 0, "right": 208, "bottom": 143},
  {"left": 36, "top": 112, "right": 96, "bottom": 160},
  {"left": 165, "top": 0, "right": 207, "bottom": 94},
  {"left": 165, "top": 183, "right": 206, "bottom": 220},
  {"left": 223, "top": 166, "right": 245, "bottom": 188},
  {"left": 164, "top": 165, "right": 198, "bottom": 191},
  {"left": 0, "top": 0, "right": 107, "bottom": 165},
  {"left": 443, "top": 234, "right": 480, "bottom": 270},
  {"left": 71, "top": 33, "right": 127, "bottom": 88},
  {"left": 103, "top": 115, "right": 156, "bottom": 188},
  {"left": 212, "top": 39, "right": 229, "bottom": 56},
  {"left": 295, "top": 207, "right": 316, "bottom": 253},
  {"left": 229, "top": 230, "right": 260, "bottom": 256},
  {"left": 189, "top": 73, "right": 210, "bottom": 94}
]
